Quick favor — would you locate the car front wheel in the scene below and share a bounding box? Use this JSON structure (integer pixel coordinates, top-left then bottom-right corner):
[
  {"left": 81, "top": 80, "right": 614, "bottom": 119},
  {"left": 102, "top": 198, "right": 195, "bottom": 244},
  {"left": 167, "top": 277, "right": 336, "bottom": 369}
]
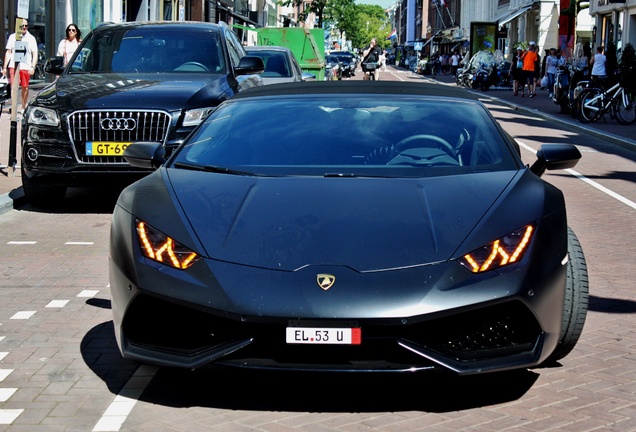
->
[
  {"left": 21, "top": 167, "right": 66, "bottom": 207},
  {"left": 546, "top": 227, "right": 589, "bottom": 362}
]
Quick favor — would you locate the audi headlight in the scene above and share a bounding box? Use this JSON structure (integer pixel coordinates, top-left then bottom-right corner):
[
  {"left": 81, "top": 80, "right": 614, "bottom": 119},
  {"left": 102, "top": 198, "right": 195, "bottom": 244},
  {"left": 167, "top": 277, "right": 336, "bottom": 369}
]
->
[
  {"left": 27, "top": 106, "right": 59, "bottom": 127},
  {"left": 136, "top": 220, "right": 200, "bottom": 270},
  {"left": 458, "top": 225, "right": 534, "bottom": 273},
  {"left": 183, "top": 107, "right": 215, "bottom": 127}
]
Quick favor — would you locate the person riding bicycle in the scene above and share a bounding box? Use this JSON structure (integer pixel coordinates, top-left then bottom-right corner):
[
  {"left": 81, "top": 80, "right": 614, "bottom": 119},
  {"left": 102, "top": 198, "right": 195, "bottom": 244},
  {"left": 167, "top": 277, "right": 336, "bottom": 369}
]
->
[{"left": 362, "top": 38, "right": 382, "bottom": 80}]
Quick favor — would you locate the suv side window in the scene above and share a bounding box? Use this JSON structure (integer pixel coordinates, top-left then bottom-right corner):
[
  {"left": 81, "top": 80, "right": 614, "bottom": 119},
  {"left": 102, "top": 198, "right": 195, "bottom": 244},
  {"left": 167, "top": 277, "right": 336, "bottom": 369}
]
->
[{"left": 224, "top": 28, "right": 245, "bottom": 69}]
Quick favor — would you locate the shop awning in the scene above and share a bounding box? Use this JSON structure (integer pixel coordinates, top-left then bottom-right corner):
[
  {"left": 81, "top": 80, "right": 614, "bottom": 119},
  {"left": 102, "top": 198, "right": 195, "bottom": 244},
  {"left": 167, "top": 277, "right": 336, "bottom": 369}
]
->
[{"left": 497, "top": 4, "right": 533, "bottom": 27}]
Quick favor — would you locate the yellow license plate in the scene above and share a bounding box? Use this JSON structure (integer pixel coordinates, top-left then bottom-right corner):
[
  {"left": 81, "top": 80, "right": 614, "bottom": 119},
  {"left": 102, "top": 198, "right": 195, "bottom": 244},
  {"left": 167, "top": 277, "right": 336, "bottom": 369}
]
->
[{"left": 86, "top": 142, "right": 132, "bottom": 156}]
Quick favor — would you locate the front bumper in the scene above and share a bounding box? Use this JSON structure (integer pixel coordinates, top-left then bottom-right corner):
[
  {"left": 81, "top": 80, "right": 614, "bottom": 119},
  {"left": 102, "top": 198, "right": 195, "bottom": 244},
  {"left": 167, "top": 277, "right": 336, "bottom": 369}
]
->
[
  {"left": 109, "top": 240, "right": 567, "bottom": 374},
  {"left": 21, "top": 108, "right": 189, "bottom": 186}
]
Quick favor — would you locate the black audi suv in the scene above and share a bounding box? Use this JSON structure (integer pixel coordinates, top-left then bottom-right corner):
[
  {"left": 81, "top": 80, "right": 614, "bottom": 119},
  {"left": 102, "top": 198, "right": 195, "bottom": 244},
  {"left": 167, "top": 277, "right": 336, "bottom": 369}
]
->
[{"left": 21, "top": 21, "right": 264, "bottom": 206}]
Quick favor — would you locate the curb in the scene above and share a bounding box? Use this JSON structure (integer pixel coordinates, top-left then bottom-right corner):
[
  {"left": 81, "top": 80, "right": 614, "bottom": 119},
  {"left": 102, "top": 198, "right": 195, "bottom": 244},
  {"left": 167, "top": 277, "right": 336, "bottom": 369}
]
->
[{"left": 0, "top": 183, "right": 25, "bottom": 217}]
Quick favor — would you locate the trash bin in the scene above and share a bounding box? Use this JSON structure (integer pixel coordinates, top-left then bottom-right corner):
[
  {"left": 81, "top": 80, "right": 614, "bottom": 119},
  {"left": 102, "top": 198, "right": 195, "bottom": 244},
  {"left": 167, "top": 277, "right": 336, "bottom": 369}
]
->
[{"left": 256, "top": 27, "right": 326, "bottom": 81}]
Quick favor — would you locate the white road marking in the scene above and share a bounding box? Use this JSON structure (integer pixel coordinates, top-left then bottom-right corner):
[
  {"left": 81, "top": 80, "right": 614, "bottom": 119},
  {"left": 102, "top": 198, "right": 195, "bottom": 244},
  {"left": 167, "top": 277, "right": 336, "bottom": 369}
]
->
[
  {"left": 518, "top": 140, "right": 636, "bottom": 210},
  {"left": 0, "top": 243, "right": 99, "bottom": 428},
  {"left": 46, "top": 300, "right": 69, "bottom": 308},
  {"left": 0, "top": 388, "right": 17, "bottom": 402},
  {"left": 10, "top": 311, "right": 36, "bottom": 320},
  {"left": 92, "top": 365, "right": 159, "bottom": 431},
  {"left": 0, "top": 409, "right": 24, "bottom": 425},
  {"left": 0, "top": 369, "right": 13, "bottom": 381}
]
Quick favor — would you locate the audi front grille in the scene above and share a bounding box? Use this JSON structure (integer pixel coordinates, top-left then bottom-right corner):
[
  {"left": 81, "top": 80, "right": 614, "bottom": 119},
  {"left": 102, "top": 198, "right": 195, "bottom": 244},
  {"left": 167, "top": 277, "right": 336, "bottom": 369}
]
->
[{"left": 68, "top": 110, "right": 172, "bottom": 164}]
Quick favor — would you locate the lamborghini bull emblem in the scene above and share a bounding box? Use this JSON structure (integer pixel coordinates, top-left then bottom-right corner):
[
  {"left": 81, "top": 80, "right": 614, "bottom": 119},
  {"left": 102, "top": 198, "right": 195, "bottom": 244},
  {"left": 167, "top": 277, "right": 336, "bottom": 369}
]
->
[{"left": 317, "top": 274, "right": 336, "bottom": 291}]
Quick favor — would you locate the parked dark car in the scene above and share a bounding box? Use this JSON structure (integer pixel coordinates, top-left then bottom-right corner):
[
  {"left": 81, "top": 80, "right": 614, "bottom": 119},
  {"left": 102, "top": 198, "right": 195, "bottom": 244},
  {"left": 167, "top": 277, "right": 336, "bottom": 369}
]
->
[
  {"left": 245, "top": 46, "right": 315, "bottom": 84},
  {"left": 330, "top": 50, "right": 357, "bottom": 77},
  {"left": 21, "top": 21, "right": 264, "bottom": 206},
  {"left": 110, "top": 81, "right": 588, "bottom": 374},
  {"left": 324, "top": 54, "right": 342, "bottom": 80}
]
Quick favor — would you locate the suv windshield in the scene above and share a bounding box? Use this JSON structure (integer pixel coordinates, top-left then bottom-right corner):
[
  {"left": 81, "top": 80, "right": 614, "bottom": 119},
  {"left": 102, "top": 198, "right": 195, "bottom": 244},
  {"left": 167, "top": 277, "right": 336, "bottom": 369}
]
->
[{"left": 69, "top": 26, "right": 226, "bottom": 74}]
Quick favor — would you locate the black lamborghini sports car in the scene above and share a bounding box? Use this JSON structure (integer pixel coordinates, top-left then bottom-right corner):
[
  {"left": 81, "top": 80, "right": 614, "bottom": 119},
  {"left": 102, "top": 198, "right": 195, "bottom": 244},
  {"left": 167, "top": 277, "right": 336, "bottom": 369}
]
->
[{"left": 109, "top": 81, "right": 589, "bottom": 374}]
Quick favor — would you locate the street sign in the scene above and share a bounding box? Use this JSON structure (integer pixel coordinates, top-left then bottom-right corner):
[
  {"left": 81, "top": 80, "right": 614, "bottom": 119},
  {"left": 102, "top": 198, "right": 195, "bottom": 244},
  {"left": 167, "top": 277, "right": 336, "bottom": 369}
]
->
[
  {"left": 14, "top": 41, "right": 28, "bottom": 63},
  {"left": 414, "top": 42, "right": 423, "bottom": 51},
  {"left": 18, "top": 0, "right": 30, "bottom": 19}
]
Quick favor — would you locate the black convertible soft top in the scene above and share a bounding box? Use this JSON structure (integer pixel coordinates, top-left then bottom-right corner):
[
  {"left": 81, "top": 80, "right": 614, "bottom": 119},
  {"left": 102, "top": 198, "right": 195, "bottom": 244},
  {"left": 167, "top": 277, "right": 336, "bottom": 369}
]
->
[{"left": 231, "top": 80, "right": 481, "bottom": 101}]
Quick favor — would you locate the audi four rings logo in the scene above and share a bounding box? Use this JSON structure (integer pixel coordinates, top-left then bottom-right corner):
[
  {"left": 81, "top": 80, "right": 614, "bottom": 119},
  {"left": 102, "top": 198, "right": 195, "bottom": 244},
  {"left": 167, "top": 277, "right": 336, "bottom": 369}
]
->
[{"left": 100, "top": 118, "right": 137, "bottom": 131}]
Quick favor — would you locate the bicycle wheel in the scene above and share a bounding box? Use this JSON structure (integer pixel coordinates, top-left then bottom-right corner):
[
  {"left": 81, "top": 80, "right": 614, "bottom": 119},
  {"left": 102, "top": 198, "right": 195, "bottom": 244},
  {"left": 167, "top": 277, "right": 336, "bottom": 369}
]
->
[
  {"left": 577, "top": 88, "right": 602, "bottom": 123},
  {"left": 615, "top": 89, "right": 636, "bottom": 125}
]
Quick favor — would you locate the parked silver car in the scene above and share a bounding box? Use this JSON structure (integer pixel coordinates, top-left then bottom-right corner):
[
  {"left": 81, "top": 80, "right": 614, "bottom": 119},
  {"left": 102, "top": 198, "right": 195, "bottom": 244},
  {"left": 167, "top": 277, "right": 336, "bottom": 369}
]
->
[{"left": 245, "top": 46, "right": 315, "bottom": 84}]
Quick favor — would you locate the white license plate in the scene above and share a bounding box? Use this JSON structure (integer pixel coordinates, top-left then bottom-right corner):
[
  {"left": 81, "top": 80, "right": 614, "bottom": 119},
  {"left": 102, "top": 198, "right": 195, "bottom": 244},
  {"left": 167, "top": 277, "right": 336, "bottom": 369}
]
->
[{"left": 286, "top": 327, "right": 361, "bottom": 345}]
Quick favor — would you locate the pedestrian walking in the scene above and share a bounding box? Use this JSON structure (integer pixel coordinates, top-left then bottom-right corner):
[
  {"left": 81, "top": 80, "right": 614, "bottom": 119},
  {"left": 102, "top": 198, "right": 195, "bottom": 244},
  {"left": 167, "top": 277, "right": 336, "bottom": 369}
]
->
[
  {"left": 57, "top": 23, "right": 82, "bottom": 66},
  {"left": 545, "top": 48, "right": 563, "bottom": 98},
  {"left": 3, "top": 19, "right": 38, "bottom": 113},
  {"left": 510, "top": 48, "right": 524, "bottom": 96},
  {"left": 450, "top": 50, "right": 461, "bottom": 77},
  {"left": 590, "top": 46, "right": 607, "bottom": 80},
  {"left": 521, "top": 41, "right": 539, "bottom": 98}
]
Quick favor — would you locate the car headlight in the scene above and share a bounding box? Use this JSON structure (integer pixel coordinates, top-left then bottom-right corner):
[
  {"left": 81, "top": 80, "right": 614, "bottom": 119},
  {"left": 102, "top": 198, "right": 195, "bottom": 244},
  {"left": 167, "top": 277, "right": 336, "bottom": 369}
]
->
[
  {"left": 27, "top": 106, "right": 59, "bottom": 127},
  {"left": 136, "top": 220, "right": 200, "bottom": 270},
  {"left": 183, "top": 107, "right": 215, "bottom": 127},
  {"left": 458, "top": 225, "right": 534, "bottom": 273}
]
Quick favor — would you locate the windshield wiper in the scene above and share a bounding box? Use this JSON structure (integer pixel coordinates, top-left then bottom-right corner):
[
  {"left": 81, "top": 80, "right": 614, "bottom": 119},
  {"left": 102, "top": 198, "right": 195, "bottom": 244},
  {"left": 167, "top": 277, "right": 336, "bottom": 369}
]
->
[
  {"left": 174, "top": 162, "right": 258, "bottom": 176},
  {"left": 323, "top": 172, "right": 394, "bottom": 178},
  {"left": 324, "top": 172, "right": 356, "bottom": 177}
]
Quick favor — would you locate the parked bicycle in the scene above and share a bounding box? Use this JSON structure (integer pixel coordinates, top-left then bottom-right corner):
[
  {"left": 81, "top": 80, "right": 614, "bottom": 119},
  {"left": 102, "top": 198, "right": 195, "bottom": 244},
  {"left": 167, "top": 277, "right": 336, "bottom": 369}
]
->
[{"left": 576, "top": 71, "right": 636, "bottom": 125}]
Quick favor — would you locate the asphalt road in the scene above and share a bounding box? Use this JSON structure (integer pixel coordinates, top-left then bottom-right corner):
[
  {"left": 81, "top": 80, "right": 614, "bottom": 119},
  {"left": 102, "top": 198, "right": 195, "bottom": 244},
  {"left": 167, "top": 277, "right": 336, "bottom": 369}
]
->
[{"left": 0, "top": 66, "right": 635, "bottom": 431}]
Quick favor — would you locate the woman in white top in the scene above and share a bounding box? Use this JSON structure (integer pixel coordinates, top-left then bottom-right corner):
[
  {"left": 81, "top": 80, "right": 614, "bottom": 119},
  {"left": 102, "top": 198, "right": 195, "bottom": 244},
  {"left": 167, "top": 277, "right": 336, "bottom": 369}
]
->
[
  {"left": 590, "top": 46, "right": 607, "bottom": 79},
  {"left": 57, "top": 24, "right": 82, "bottom": 66}
]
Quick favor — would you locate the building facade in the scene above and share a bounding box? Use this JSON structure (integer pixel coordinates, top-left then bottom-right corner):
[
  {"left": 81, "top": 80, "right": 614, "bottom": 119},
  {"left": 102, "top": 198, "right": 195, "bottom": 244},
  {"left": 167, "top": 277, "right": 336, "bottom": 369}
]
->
[
  {"left": 589, "top": 0, "right": 635, "bottom": 55},
  {"left": 389, "top": 0, "right": 598, "bottom": 62}
]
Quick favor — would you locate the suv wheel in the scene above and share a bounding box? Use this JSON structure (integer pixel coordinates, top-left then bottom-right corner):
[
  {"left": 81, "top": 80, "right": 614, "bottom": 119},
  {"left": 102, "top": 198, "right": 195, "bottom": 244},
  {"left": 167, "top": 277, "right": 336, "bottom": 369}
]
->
[{"left": 21, "top": 167, "right": 67, "bottom": 207}]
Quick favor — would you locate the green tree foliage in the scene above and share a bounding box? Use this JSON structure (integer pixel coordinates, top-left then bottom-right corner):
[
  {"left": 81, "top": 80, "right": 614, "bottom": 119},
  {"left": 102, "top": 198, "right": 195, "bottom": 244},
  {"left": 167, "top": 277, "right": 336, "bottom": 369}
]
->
[
  {"left": 324, "top": 0, "right": 358, "bottom": 42},
  {"left": 278, "top": 0, "right": 389, "bottom": 51},
  {"left": 606, "top": 40, "right": 618, "bottom": 76},
  {"left": 619, "top": 43, "right": 636, "bottom": 91},
  {"left": 351, "top": 4, "right": 390, "bottom": 49},
  {"left": 279, "top": 0, "right": 330, "bottom": 27}
]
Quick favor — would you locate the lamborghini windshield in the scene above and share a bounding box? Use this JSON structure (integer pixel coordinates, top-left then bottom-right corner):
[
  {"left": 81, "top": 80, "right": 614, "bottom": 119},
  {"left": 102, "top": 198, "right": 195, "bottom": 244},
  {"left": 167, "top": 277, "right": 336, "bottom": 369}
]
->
[{"left": 171, "top": 94, "right": 520, "bottom": 177}]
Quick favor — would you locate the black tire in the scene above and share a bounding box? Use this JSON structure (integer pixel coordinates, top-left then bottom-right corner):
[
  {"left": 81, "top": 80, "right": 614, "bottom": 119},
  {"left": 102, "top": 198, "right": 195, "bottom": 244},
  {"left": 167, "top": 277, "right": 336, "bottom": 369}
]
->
[
  {"left": 615, "top": 89, "right": 636, "bottom": 125},
  {"left": 558, "top": 97, "right": 571, "bottom": 114},
  {"left": 576, "top": 88, "right": 602, "bottom": 123},
  {"left": 546, "top": 227, "right": 589, "bottom": 362},
  {"left": 21, "top": 166, "right": 67, "bottom": 208}
]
